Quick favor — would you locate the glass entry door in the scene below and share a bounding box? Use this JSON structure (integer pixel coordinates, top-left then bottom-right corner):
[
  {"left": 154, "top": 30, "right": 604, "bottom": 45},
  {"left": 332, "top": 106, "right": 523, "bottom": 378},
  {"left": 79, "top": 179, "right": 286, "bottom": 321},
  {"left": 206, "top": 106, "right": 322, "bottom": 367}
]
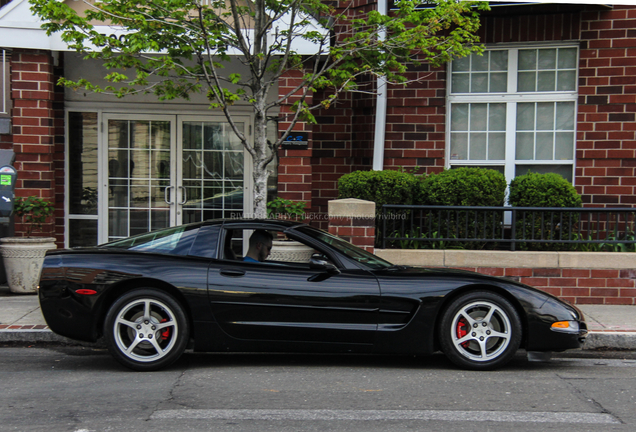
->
[
  {"left": 103, "top": 114, "right": 248, "bottom": 243},
  {"left": 180, "top": 119, "right": 246, "bottom": 224}
]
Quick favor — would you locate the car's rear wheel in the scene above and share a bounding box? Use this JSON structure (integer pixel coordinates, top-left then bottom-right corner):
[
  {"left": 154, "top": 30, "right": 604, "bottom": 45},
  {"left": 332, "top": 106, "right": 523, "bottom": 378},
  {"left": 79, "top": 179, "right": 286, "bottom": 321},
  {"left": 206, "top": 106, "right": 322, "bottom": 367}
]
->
[
  {"left": 104, "top": 289, "right": 189, "bottom": 371},
  {"left": 439, "top": 291, "right": 521, "bottom": 370}
]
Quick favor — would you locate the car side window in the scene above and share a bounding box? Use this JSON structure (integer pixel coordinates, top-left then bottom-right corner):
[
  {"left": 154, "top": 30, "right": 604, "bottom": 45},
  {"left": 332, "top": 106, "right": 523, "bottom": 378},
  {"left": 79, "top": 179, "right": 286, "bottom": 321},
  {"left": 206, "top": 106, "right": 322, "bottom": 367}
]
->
[
  {"left": 103, "top": 225, "right": 199, "bottom": 256},
  {"left": 220, "top": 228, "right": 318, "bottom": 265}
]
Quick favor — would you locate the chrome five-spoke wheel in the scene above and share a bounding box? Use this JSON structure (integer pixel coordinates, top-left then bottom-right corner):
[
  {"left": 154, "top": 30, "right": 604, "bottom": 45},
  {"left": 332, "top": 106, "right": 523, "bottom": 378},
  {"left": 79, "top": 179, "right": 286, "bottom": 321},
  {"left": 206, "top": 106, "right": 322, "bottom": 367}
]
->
[
  {"left": 104, "top": 289, "right": 189, "bottom": 371},
  {"left": 439, "top": 291, "right": 521, "bottom": 370}
]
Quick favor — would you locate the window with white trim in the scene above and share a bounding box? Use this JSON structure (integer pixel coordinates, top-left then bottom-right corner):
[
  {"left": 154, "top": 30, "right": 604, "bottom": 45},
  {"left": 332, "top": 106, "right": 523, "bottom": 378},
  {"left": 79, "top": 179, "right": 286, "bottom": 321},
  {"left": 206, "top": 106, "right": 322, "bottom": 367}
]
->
[
  {"left": 1, "top": 49, "right": 11, "bottom": 134},
  {"left": 447, "top": 46, "right": 578, "bottom": 183}
]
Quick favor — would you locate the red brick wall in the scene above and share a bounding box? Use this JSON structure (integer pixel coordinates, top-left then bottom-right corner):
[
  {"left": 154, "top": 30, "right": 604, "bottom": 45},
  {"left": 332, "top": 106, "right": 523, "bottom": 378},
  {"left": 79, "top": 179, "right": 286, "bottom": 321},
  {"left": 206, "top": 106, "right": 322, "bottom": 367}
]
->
[
  {"left": 383, "top": 64, "right": 446, "bottom": 175},
  {"left": 309, "top": 90, "right": 356, "bottom": 230},
  {"left": 8, "top": 50, "right": 63, "bottom": 243},
  {"left": 577, "top": 6, "right": 636, "bottom": 207},
  {"left": 328, "top": 215, "right": 375, "bottom": 252},
  {"left": 452, "top": 267, "right": 636, "bottom": 306},
  {"left": 277, "top": 69, "right": 313, "bottom": 207}
]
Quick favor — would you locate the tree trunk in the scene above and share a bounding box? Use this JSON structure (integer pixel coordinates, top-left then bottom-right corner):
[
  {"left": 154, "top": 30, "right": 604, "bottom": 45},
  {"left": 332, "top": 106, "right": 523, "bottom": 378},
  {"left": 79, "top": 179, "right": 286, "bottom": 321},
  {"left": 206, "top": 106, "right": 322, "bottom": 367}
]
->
[{"left": 252, "top": 108, "right": 269, "bottom": 219}]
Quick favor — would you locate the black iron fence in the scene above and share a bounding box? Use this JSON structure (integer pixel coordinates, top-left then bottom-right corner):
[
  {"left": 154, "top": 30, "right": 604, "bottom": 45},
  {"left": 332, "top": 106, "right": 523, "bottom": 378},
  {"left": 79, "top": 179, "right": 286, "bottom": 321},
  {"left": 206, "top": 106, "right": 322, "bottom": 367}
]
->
[{"left": 381, "top": 205, "right": 636, "bottom": 251}]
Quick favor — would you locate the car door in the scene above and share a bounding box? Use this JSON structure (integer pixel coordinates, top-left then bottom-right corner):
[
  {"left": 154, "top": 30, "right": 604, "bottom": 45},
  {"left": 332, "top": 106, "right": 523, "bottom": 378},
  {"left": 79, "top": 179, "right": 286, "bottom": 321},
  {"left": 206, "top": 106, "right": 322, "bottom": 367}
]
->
[{"left": 207, "top": 259, "right": 380, "bottom": 345}]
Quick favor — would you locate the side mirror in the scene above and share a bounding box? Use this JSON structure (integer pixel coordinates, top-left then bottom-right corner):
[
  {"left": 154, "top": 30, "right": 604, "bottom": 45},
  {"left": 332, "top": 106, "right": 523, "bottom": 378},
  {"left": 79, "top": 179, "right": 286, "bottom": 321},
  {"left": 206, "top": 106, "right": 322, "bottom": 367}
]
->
[{"left": 309, "top": 255, "right": 341, "bottom": 275}]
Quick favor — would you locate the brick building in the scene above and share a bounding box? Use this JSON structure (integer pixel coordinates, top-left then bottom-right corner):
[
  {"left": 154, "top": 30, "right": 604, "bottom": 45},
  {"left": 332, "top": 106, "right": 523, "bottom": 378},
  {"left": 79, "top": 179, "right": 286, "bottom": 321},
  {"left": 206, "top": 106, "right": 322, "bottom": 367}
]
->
[{"left": 0, "top": 1, "right": 635, "bottom": 246}]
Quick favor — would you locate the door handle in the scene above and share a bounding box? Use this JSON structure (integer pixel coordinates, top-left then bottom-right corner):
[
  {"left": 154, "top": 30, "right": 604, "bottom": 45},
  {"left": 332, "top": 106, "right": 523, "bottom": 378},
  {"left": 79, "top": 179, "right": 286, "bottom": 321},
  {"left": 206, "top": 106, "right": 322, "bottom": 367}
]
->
[
  {"left": 220, "top": 269, "right": 246, "bottom": 277},
  {"left": 164, "top": 185, "right": 174, "bottom": 205},
  {"left": 178, "top": 186, "right": 187, "bottom": 205}
]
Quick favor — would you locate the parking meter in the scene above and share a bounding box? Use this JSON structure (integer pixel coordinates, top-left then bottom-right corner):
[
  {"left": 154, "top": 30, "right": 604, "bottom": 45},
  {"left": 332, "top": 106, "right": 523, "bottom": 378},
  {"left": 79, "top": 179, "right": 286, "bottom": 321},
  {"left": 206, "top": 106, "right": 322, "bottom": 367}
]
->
[{"left": 0, "top": 165, "right": 17, "bottom": 222}]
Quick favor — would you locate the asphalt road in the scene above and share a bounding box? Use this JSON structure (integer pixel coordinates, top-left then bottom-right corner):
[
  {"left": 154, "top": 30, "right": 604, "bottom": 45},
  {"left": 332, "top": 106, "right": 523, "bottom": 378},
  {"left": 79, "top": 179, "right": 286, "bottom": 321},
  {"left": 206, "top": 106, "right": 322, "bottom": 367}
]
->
[{"left": 1, "top": 345, "right": 635, "bottom": 432}]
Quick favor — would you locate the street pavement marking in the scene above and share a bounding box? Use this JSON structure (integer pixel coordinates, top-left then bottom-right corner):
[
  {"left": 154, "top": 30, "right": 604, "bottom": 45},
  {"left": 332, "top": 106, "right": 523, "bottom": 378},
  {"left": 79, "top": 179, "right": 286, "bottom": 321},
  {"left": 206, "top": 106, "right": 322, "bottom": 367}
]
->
[{"left": 151, "top": 409, "right": 620, "bottom": 424}]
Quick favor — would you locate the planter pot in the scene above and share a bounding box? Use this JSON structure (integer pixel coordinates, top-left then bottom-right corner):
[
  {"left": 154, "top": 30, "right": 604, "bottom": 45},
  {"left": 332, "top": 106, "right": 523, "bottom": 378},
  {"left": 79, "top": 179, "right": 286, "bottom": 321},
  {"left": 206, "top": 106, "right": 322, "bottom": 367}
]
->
[
  {"left": 0, "top": 237, "right": 57, "bottom": 294},
  {"left": 269, "top": 240, "right": 314, "bottom": 263}
]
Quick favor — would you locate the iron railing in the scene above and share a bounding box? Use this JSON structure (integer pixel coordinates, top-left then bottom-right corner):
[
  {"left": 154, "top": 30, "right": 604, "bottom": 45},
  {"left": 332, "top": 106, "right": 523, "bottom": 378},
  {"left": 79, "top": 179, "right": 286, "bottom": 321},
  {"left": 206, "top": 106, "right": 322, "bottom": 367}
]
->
[{"left": 381, "top": 205, "right": 636, "bottom": 251}]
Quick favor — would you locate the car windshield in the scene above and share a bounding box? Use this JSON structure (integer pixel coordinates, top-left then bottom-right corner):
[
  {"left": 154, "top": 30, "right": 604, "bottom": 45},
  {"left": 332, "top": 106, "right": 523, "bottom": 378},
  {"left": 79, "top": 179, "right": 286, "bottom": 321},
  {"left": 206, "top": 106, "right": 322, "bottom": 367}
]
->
[
  {"left": 297, "top": 226, "right": 393, "bottom": 270},
  {"left": 101, "top": 225, "right": 199, "bottom": 255}
]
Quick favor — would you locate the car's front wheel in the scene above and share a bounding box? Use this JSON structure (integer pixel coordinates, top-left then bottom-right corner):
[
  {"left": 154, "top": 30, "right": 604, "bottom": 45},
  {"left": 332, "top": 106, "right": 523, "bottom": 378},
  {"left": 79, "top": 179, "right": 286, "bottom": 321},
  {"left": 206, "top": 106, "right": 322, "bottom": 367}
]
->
[
  {"left": 104, "top": 289, "right": 189, "bottom": 371},
  {"left": 439, "top": 291, "right": 522, "bottom": 370}
]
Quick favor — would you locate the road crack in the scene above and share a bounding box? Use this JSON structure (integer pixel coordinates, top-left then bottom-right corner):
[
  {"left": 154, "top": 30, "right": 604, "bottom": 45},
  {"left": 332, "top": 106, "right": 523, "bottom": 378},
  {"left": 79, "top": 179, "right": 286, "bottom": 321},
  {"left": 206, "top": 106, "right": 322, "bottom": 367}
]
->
[
  {"left": 557, "top": 373, "right": 625, "bottom": 425},
  {"left": 147, "top": 370, "right": 188, "bottom": 422}
]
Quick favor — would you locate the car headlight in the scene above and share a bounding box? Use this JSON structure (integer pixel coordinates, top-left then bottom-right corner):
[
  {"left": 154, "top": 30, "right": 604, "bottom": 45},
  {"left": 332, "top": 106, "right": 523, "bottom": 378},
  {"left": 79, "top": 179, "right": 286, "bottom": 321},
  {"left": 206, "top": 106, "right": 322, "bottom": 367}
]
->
[{"left": 550, "top": 320, "right": 580, "bottom": 334}]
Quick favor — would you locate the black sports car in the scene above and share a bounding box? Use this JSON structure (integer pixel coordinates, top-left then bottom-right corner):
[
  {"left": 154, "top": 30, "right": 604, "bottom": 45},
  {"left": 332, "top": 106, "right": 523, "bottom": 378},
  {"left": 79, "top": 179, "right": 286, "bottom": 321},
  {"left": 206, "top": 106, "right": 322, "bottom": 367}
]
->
[{"left": 38, "top": 219, "right": 587, "bottom": 371}]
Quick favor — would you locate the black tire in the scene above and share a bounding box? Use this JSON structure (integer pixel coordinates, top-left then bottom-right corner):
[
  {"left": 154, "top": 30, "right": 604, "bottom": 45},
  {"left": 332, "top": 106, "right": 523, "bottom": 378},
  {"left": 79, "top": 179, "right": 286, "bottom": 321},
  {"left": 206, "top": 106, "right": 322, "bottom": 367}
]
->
[
  {"left": 439, "top": 291, "right": 522, "bottom": 370},
  {"left": 104, "top": 289, "right": 189, "bottom": 371}
]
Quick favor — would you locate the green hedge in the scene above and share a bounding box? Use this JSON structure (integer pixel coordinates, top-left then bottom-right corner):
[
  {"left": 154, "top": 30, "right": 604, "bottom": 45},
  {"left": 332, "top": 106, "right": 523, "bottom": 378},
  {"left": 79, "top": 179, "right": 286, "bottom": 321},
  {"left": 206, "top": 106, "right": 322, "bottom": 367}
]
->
[
  {"left": 413, "top": 168, "right": 507, "bottom": 249},
  {"left": 508, "top": 172, "right": 582, "bottom": 208},
  {"left": 508, "top": 172, "right": 582, "bottom": 250},
  {"left": 338, "top": 170, "right": 418, "bottom": 208},
  {"left": 417, "top": 167, "right": 507, "bottom": 206}
]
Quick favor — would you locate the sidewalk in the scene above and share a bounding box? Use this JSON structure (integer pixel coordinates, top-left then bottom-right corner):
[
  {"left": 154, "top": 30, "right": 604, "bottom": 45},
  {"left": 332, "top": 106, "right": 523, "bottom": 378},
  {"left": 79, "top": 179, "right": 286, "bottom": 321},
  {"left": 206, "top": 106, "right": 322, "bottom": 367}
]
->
[{"left": 0, "top": 285, "right": 635, "bottom": 349}]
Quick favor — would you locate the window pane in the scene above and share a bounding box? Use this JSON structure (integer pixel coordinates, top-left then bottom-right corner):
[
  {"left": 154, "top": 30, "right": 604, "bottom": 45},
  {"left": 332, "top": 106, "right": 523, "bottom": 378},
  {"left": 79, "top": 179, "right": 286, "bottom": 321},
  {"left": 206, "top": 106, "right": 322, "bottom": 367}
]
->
[
  {"left": 538, "top": 49, "right": 557, "bottom": 69},
  {"left": 488, "top": 133, "right": 506, "bottom": 160},
  {"left": 69, "top": 219, "right": 98, "bottom": 248},
  {"left": 537, "top": 71, "right": 556, "bottom": 91},
  {"left": 68, "top": 112, "right": 98, "bottom": 215},
  {"left": 515, "top": 164, "right": 572, "bottom": 182},
  {"left": 471, "top": 73, "right": 489, "bottom": 92},
  {"left": 536, "top": 103, "right": 555, "bottom": 130},
  {"left": 453, "top": 56, "right": 470, "bottom": 72},
  {"left": 555, "top": 132, "right": 574, "bottom": 160},
  {"left": 130, "top": 121, "right": 150, "bottom": 150},
  {"left": 451, "top": 133, "right": 468, "bottom": 160},
  {"left": 473, "top": 53, "right": 489, "bottom": 71},
  {"left": 518, "top": 50, "right": 536, "bottom": 70},
  {"left": 490, "top": 50, "right": 508, "bottom": 71},
  {"left": 517, "top": 103, "right": 535, "bottom": 130},
  {"left": 452, "top": 73, "right": 469, "bottom": 93},
  {"left": 536, "top": 132, "right": 554, "bottom": 160},
  {"left": 490, "top": 73, "right": 507, "bottom": 92},
  {"left": 451, "top": 104, "right": 469, "bottom": 131},
  {"left": 108, "top": 179, "right": 129, "bottom": 207},
  {"left": 489, "top": 104, "right": 506, "bottom": 131},
  {"left": 470, "top": 104, "right": 488, "bottom": 130},
  {"left": 151, "top": 121, "right": 170, "bottom": 151},
  {"left": 108, "top": 120, "right": 129, "bottom": 149},
  {"left": 516, "top": 132, "right": 534, "bottom": 160},
  {"left": 109, "top": 209, "right": 129, "bottom": 238},
  {"left": 557, "top": 70, "right": 576, "bottom": 91},
  {"left": 130, "top": 180, "right": 150, "bottom": 208},
  {"left": 470, "top": 132, "right": 487, "bottom": 159},
  {"left": 556, "top": 102, "right": 575, "bottom": 130},
  {"left": 558, "top": 48, "right": 577, "bottom": 69},
  {"left": 452, "top": 165, "right": 505, "bottom": 175},
  {"left": 518, "top": 72, "right": 536, "bottom": 92}
]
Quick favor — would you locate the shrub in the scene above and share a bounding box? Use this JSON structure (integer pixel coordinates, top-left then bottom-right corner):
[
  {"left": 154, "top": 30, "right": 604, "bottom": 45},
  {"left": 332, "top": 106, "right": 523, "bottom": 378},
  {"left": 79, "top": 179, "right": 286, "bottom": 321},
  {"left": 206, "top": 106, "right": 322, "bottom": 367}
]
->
[
  {"left": 338, "top": 170, "right": 418, "bottom": 209},
  {"left": 14, "top": 196, "right": 55, "bottom": 237},
  {"left": 508, "top": 172, "right": 582, "bottom": 250},
  {"left": 416, "top": 167, "right": 507, "bottom": 206},
  {"left": 508, "top": 172, "right": 582, "bottom": 208},
  {"left": 267, "top": 197, "right": 307, "bottom": 219},
  {"left": 409, "top": 168, "right": 507, "bottom": 250}
]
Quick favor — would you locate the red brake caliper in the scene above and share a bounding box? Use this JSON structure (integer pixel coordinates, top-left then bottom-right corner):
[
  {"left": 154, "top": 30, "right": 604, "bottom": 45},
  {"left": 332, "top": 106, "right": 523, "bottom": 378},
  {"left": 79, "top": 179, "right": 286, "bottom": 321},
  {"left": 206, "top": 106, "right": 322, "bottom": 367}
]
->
[
  {"left": 456, "top": 317, "right": 469, "bottom": 348},
  {"left": 160, "top": 318, "right": 170, "bottom": 341}
]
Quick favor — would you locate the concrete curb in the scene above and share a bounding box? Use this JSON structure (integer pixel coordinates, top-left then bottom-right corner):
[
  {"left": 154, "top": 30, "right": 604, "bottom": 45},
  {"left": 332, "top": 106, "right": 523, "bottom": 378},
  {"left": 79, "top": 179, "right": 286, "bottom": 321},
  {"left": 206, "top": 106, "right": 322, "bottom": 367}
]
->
[
  {"left": 583, "top": 332, "right": 636, "bottom": 350},
  {"left": 0, "top": 328, "right": 77, "bottom": 343},
  {"left": 1, "top": 328, "right": 635, "bottom": 351}
]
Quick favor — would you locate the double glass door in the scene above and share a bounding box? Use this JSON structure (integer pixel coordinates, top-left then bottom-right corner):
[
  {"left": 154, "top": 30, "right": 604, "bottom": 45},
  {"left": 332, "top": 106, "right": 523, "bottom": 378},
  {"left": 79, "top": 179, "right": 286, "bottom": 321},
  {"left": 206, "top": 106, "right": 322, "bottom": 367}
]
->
[{"left": 104, "top": 115, "right": 248, "bottom": 242}]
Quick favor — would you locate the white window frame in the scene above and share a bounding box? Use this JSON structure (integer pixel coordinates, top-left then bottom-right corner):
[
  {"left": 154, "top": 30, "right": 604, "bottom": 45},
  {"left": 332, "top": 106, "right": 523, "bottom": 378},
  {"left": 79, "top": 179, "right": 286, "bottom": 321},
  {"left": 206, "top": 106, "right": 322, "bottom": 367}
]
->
[{"left": 446, "top": 43, "right": 579, "bottom": 186}]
